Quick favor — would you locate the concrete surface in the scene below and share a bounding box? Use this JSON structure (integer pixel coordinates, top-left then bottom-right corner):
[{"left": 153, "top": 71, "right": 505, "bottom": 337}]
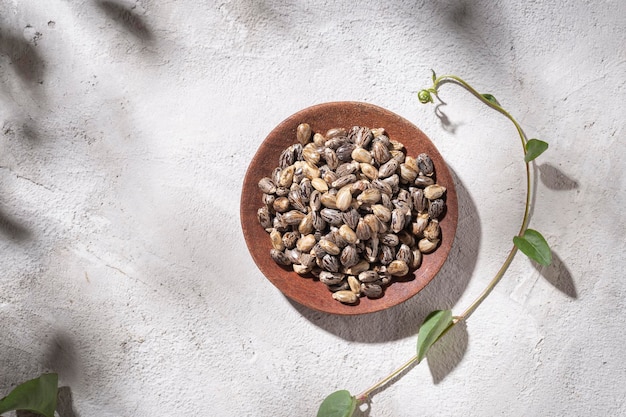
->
[{"left": 1, "top": 0, "right": 625, "bottom": 416}]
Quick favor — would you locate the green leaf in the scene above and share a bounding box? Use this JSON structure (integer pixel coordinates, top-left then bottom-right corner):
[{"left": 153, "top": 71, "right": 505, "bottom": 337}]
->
[
  {"left": 0, "top": 373, "right": 58, "bottom": 417},
  {"left": 431, "top": 69, "right": 437, "bottom": 83},
  {"left": 416, "top": 310, "right": 453, "bottom": 363},
  {"left": 481, "top": 93, "right": 500, "bottom": 106},
  {"left": 513, "top": 229, "right": 552, "bottom": 266},
  {"left": 317, "top": 390, "right": 357, "bottom": 417},
  {"left": 524, "top": 139, "right": 549, "bottom": 162}
]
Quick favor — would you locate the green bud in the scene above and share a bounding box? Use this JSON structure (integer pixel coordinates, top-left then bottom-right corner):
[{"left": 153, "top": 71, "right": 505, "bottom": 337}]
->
[{"left": 418, "top": 89, "right": 433, "bottom": 104}]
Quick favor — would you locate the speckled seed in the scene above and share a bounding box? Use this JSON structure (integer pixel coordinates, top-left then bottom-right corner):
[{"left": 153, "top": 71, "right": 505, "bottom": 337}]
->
[
  {"left": 365, "top": 237, "right": 380, "bottom": 263},
  {"left": 363, "top": 214, "right": 382, "bottom": 234},
  {"left": 340, "top": 245, "right": 360, "bottom": 268},
  {"left": 336, "top": 143, "right": 356, "bottom": 162},
  {"left": 302, "top": 161, "right": 320, "bottom": 179},
  {"left": 298, "top": 213, "right": 314, "bottom": 235},
  {"left": 270, "top": 249, "right": 291, "bottom": 266},
  {"left": 404, "top": 156, "right": 419, "bottom": 173},
  {"left": 378, "top": 158, "right": 399, "bottom": 178},
  {"left": 343, "top": 259, "right": 370, "bottom": 275},
  {"left": 338, "top": 224, "right": 358, "bottom": 245},
  {"left": 278, "top": 166, "right": 295, "bottom": 187},
  {"left": 271, "top": 196, "right": 289, "bottom": 213},
  {"left": 350, "top": 147, "right": 372, "bottom": 164},
  {"left": 311, "top": 177, "right": 329, "bottom": 193},
  {"left": 313, "top": 132, "right": 326, "bottom": 147},
  {"left": 257, "top": 206, "right": 272, "bottom": 229},
  {"left": 415, "top": 175, "right": 435, "bottom": 187},
  {"left": 331, "top": 174, "right": 357, "bottom": 189},
  {"left": 357, "top": 188, "right": 382, "bottom": 205},
  {"left": 358, "top": 270, "right": 380, "bottom": 283},
  {"left": 371, "top": 140, "right": 391, "bottom": 165},
  {"left": 320, "top": 192, "right": 338, "bottom": 209},
  {"left": 335, "top": 186, "right": 353, "bottom": 211},
  {"left": 342, "top": 208, "right": 360, "bottom": 230},
  {"left": 381, "top": 233, "right": 400, "bottom": 247},
  {"left": 270, "top": 229, "right": 284, "bottom": 251},
  {"left": 371, "top": 179, "right": 393, "bottom": 195},
  {"left": 379, "top": 245, "right": 395, "bottom": 265},
  {"left": 357, "top": 164, "right": 376, "bottom": 182},
  {"left": 412, "top": 213, "right": 430, "bottom": 237},
  {"left": 417, "top": 153, "right": 434, "bottom": 176},
  {"left": 319, "top": 271, "right": 345, "bottom": 285},
  {"left": 387, "top": 260, "right": 409, "bottom": 276},
  {"left": 390, "top": 150, "right": 405, "bottom": 164},
  {"left": 424, "top": 184, "right": 447, "bottom": 200},
  {"left": 390, "top": 208, "right": 407, "bottom": 233},
  {"left": 412, "top": 188, "right": 428, "bottom": 213},
  {"left": 410, "top": 248, "right": 422, "bottom": 269},
  {"left": 302, "top": 145, "right": 320, "bottom": 165},
  {"left": 400, "top": 163, "right": 419, "bottom": 183},
  {"left": 300, "top": 253, "right": 316, "bottom": 269},
  {"left": 348, "top": 275, "right": 361, "bottom": 294},
  {"left": 355, "top": 218, "right": 372, "bottom": 240},
  {"left": 428, "top": 199, "right": 445, "bottom": 219},
  {"left": 335, "top": 161, "right": 359, "bottom": 177},
  {"left": 297, "top": 123, "right": 312, "bottom": 145},
  {"left": 361, "top": 283, "right": 383, "bottom": 299},
  {"left": 326, "top": 127, "right": 347, "bottom": 139},
  {"left": 282, "top": 231, "right": 299, "bottom": 249},
  {"left": 324, "top": 147, "right": 339, "bottom": 170},
  {"left": 332, "top": 290, "right": 358, "bottom": 304},
  {"left": 397, "top": 230, "right": 416, "bottom": 247},
  {"left": 371, "top": 204, "right": 392, "bottom": 223},
  {"left": 319, "top": 239, "right": 341, "bottom": 256},
  {"left": 283, "top": 210, "right": 306, "bottom": 225},
  {"left": 258, "top": 177, "right": 277, "bottom": 194},
  {"left": 322, "top": 254, "right": 340, "bottom": 272},
  {"left": 288, "top": 188, "right": 307, "bottom": 213},
  {"left": 424, "top": 219, "right": 441, "bottom": 241},
  {"left": 296, "top": 234, "right": 317, "bottom": 252},
  {"left": 418, "top": 238, "right": 440, "bottom": 253},
  {"left": 396, "top": 244, "right": 413, "bottom": 266},
  {"left": 320, "top": 208, "right": 343, "bottom": 226},
  {"left": 311, "top": 210, "right": 326, "bottom": 231}
]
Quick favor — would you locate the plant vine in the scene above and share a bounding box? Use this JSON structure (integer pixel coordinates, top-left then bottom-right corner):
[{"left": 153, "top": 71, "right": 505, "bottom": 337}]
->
[{"left": 317, "top": 72, "right": 552, "bottom": 417}]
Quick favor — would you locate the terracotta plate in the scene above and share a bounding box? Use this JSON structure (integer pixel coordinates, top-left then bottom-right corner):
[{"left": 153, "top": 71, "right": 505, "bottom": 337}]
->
[{"left": 240, "top": 102, "right": 457, "bottom": 315}]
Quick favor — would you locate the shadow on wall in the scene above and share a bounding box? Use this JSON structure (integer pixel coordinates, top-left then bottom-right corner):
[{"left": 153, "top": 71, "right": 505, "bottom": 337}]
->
[
  {"left": 95, "top": 0, "right": 154, "bottom": 42},
  {"left": 0, "top": 30, "right": 45, "bottom": 86},
  {"left": 292, "top": 167, "right": 478, "bottom": 384}
]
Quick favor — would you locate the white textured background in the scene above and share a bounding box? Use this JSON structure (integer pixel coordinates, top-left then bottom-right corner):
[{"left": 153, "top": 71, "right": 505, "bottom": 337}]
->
[{"left": 1, "top": 1, "right": 625, "bottom": 416}]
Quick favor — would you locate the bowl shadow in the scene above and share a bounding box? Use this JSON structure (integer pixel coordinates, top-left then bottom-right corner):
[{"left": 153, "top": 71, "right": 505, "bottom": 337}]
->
[{"left": 291, "top": 168, "right": 480, "bottom": 343}]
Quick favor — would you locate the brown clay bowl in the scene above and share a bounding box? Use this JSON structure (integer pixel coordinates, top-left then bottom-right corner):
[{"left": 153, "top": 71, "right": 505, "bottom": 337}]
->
[{"left": 240, "top": 102, "right": 458, "bottom": 315}]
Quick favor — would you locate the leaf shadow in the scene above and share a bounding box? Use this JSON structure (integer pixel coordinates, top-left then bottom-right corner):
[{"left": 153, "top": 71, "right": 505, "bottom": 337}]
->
[
  {"left": 44, "top": 331, "right": 80, "bottom": 386},
  {"left": 532, "top": 251, "right": 577, "bottom": 299},
  {"left": 0, "top": 206, "right": 32, "bottom": 242},
  {"left": 96, "top": 0, "right": 154, "bottom": 43},
  {"left": 0, "top": 31, "right": 45, "bottom": 86},
  {"left": 291, "top": 168, "right": 480, "bottom": 349},
  {"left": 426, "top": 320, "right": 468, "bottom": 384},
  {"left": 537, "top": 163, "right": 579, "bottom": 191}
]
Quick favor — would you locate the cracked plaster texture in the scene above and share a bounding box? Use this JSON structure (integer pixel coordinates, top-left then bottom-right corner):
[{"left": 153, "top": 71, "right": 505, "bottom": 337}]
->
[{"left": 0, "top": 1, "right": 625, "bottom": 416}]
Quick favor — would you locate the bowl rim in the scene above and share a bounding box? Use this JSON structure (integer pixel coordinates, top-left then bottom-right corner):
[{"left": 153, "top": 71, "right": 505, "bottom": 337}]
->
[{"left": 240, "top": 101, "right": 458, "bottom": 315}]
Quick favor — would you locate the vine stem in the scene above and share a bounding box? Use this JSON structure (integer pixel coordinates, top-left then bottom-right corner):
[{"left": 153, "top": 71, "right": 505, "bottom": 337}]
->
[
  {"left": 355, "top": 74, "right": 535, "bottom": 402},
  {"left": 430, "top": 75, "right": 533, "bottom": 320},
  {"left": 356, "top": 354, "right": 419, "bottom": 402}
]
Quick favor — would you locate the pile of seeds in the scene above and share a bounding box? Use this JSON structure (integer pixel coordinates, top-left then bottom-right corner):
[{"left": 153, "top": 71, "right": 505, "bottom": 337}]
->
[{"left": 257, "top": 123, "right": 446, "bottom": 304}]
